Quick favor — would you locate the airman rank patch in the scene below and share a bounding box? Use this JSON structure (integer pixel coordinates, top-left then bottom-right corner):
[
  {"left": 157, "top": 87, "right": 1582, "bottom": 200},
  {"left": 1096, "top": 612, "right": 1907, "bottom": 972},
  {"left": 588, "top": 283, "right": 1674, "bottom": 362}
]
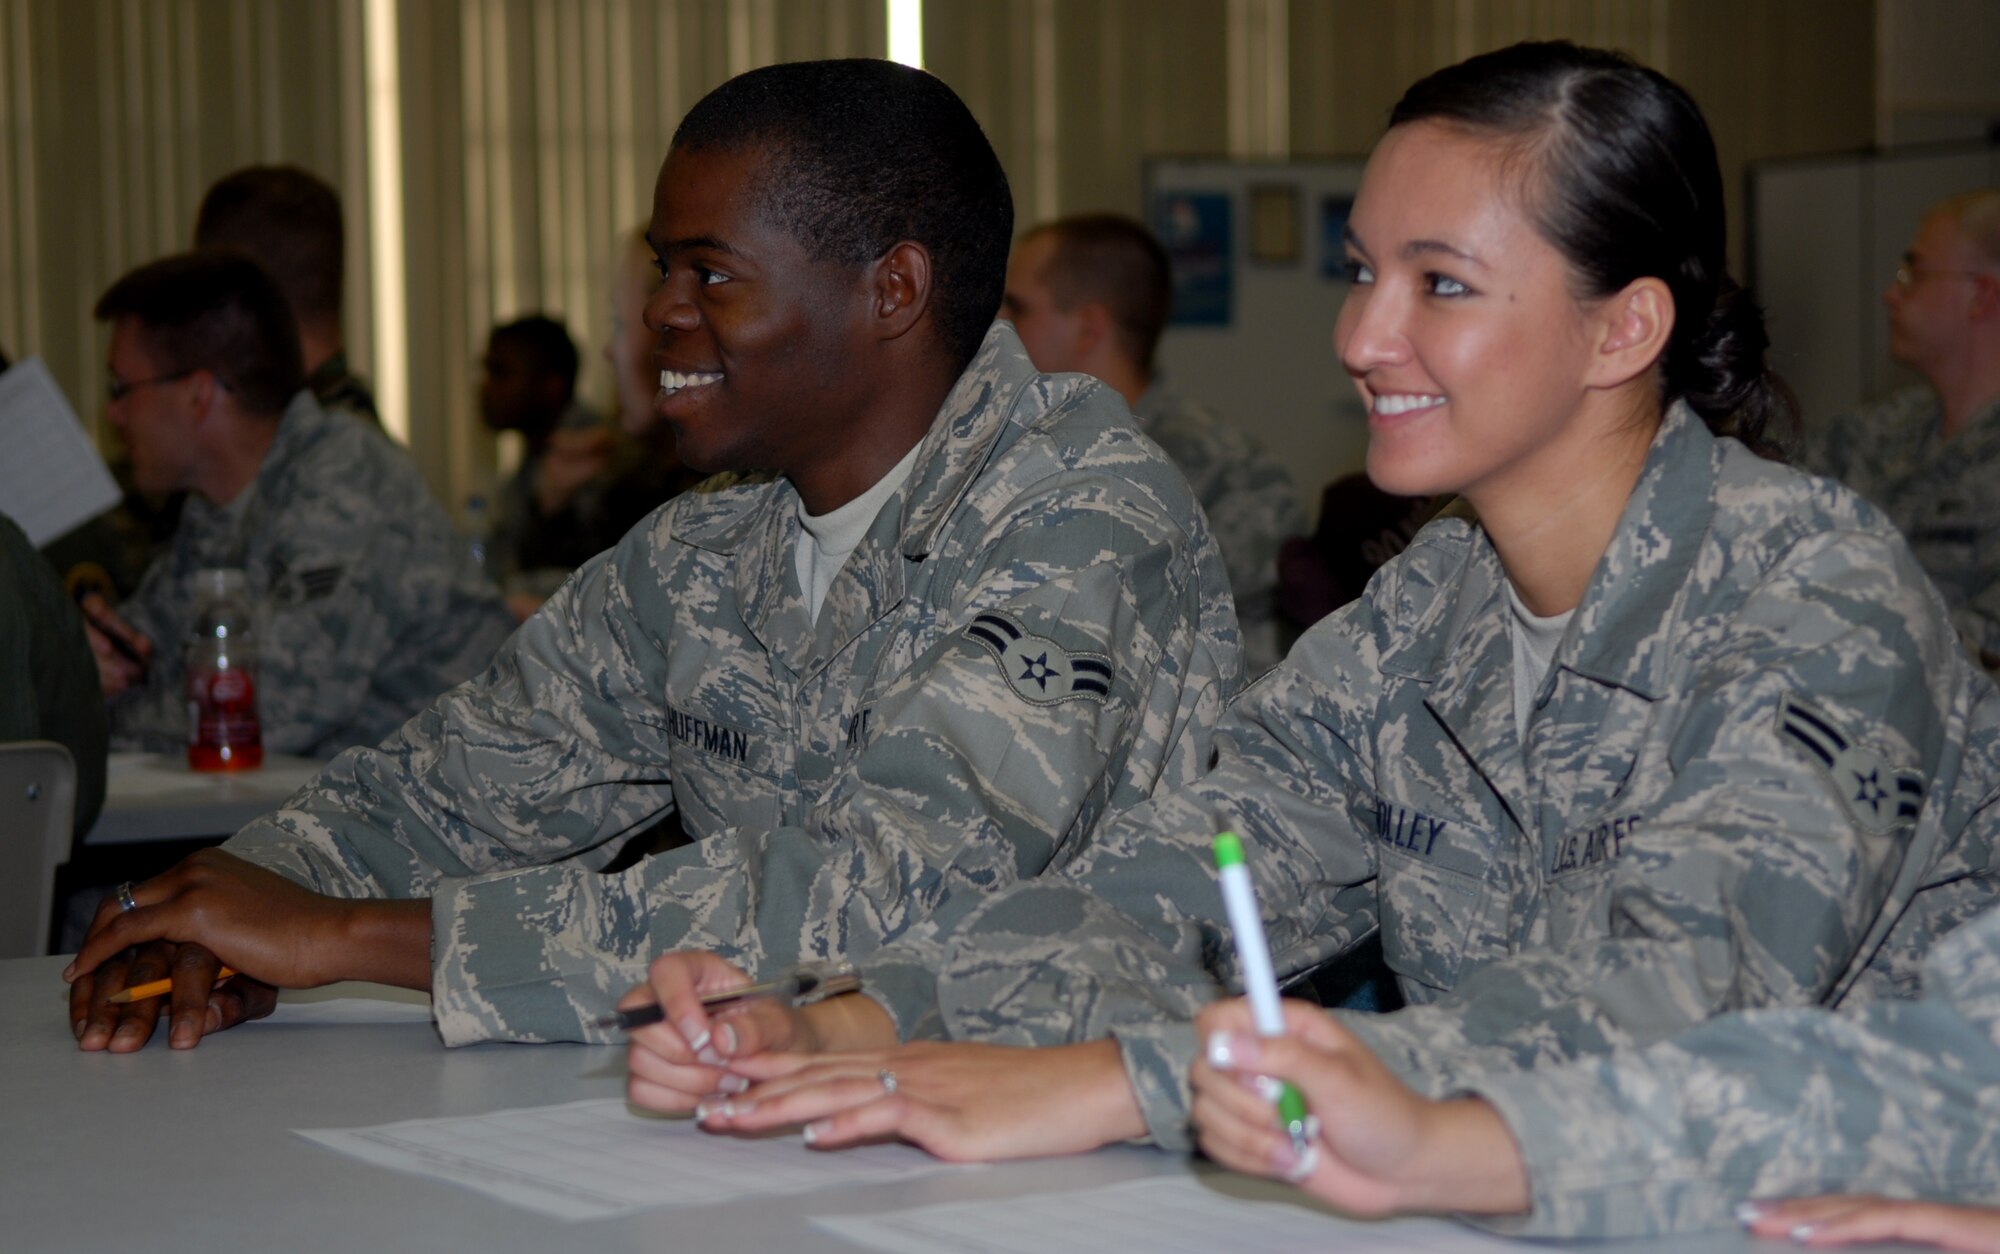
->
[
  {"left": 965, "top": 610, "right": 1112, "bottom": 707},
  {"left": 269, "top": 563, "right": 345, "bottom": 607},
  {"left": 1777, "top": 694, "right": 1924, "bottom": 834}
]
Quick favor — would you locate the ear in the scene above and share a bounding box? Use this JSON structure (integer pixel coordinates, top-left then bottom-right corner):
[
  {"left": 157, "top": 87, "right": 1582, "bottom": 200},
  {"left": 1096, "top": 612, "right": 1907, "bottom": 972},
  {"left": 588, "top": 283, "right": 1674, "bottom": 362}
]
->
[
  {"left": 1586, "top": 277, "right": 1674, "bottom": 392},
  {"left": 869, "top": 241, "right": 933, "bottom": 341},
  {"left": 1073, "top": 301, "right": 1113, "bottom": 358},
  {"left": 186, "top": 368, "right": 224, "bottom": 423}
]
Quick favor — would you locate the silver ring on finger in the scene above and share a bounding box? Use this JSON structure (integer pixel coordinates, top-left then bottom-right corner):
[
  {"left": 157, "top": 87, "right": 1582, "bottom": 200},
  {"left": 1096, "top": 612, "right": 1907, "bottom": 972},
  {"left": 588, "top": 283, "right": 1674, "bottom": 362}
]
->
[
  {"left": 877, "top": 1068, "right": 898, "bottom": 1095},
  {"left": 116, "top": 882, "right": 139, "bottom": 913}
]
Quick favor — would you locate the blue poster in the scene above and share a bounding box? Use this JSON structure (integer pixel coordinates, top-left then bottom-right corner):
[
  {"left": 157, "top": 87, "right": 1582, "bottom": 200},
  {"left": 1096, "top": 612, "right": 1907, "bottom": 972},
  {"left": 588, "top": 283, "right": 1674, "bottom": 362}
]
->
[{"left": 1152, "top": 191, "right": 1233, "bottom": 326}]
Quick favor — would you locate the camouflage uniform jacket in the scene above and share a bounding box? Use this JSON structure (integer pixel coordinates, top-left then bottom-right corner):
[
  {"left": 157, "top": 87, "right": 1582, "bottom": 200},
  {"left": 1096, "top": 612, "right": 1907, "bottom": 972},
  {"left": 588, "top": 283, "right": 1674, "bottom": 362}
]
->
[
  {"left": 870, "top": 404, "right": 1999, "bottom": 1149},
  {"left": 109, "top": 391, "right": 514, "bottom": 758},
  {"left": 1803, "top": 386, "right": 2000, "bottom": 673},
  {"left": 1134, "top": 384, "right": 1304, "bottom": 676},
  {"left": 1466, "top": 894, "right": 2000, "bottom": 1239},
  {"left": 222, "top": 324, "right": 1242, "bottom": 1046}
]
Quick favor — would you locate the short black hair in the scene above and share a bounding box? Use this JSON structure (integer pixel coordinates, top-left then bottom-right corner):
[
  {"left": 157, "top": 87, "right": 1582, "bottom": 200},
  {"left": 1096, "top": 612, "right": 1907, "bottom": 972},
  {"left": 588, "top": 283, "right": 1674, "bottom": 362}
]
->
[
  {"left": 672, "top": 58, "right": 1012, "bottom": 372},
  {"left": 94, "top": 251, "right": 305, "bottom": 417},
  {"left": 194, "top": 166, "right": 345, "bottom": 326},
  {"left": 488, "top": 315, "right": 580, "bottom": 397},
  {"left": 1025, "top": 215, "right": 1173, "bottom": 371}
]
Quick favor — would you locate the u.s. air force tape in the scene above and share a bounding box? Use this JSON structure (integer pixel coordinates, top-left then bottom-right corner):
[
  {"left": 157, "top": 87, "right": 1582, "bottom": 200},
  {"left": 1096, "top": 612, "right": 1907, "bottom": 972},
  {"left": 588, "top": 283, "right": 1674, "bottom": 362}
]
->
[
  {"left": 965, "top": 610, "right": 1112, "bottom": 706},
  {"left": 1777, "top": 693, "right": 1924, "bottom": 834}
]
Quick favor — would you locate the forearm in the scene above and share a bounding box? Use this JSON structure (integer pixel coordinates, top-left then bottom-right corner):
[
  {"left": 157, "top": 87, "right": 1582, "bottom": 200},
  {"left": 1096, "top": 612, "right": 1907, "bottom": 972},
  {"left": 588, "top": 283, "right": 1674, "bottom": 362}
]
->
[{"left": 797, "top": 993, "right": 900, "bottom": 1053}]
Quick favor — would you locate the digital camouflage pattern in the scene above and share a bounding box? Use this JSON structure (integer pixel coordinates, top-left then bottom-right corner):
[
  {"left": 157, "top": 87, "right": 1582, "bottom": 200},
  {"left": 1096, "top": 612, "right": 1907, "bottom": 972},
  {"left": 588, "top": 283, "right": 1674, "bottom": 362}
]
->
[
  {"left": 1467, "top": 895, "right": 2000, "bottom": 1239},
  {"left": 223, "top": 324, "right": 1243, "bottom": 1046},
  {"left": 1803, "top": 386, "right": 2000, "bottom": 674},
  {"left": 1133, "top": 384, "right": 1304, "bottom": 676},
  {"left": 110, "top": 391, "right": 514, "bottom": 759},
  {"left": 859, "top": 405, "right": 2000, "bottom": 1150}
]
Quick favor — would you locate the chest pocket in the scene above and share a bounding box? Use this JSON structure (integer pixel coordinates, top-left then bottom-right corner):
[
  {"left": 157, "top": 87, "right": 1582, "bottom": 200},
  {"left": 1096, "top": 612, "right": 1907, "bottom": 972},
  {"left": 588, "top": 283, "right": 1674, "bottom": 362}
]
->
[
  {"left": 1376, "top": 843, "right": 1488, "bottom": 995},
  {"left": 663, "top": 704, "right": 782, "bottom": 839}
]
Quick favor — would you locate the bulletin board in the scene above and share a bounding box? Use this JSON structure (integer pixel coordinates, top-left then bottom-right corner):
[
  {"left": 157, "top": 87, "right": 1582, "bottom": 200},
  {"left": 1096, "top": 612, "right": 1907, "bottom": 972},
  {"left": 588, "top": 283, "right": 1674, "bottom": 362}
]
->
[
  {"left": 1146, "top": 156, "right": 1369, "bottom": 516},
  {"left": 1747, "top": 140, "right": 2000, "bottom": 428}
]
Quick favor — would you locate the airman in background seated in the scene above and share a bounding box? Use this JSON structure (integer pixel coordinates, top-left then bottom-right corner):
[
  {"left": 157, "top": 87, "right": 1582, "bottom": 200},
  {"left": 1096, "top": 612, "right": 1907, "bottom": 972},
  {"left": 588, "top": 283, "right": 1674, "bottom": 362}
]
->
[
  {"left": 80, "top": 252, "right": 513, "bottom": 761},
  {"left": 194, "top": 165, "right": 380, "bottom": 424},
  {"left": 478, "top": 314, "right": 658, "bottom": 618},
  {"left": 65, "top": 58, "right": 1241, "bottom": 1056},
  {"left": 1002, "top": 213, "right": 1303, "bottom": 674},
  {"left": 1803, "top": 189, "right": 2000, "bottom": 674},
  {"left": 614, "top": 45, "right": 2000, "bottom": 1213}
]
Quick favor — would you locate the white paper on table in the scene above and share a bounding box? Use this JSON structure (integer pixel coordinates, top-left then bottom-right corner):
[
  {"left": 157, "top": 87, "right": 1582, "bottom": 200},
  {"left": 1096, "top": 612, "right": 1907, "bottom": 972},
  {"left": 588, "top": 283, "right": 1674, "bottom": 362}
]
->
[
  {"left": 0, "top": 357, "right": 121, "bottom": 546},
  {"left": 811, "top": 1175, "right": 1521, "bottom": 1253},
  {"left": 267, "top": 982, "right": 434, "bottom": 1024},
  {"left": 298, "top": 1098, "right": 969, "bottom": 1221}
]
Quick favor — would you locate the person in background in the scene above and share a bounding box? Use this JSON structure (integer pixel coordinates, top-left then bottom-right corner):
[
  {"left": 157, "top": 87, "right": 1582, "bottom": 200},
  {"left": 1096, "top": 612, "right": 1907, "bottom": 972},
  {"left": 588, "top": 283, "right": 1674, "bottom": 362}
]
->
[
  {"left": 0, "top": 510, "right": 108, "bottom": 842},
  {"left": 1002, "top": 214, "right": 1304, "bottom": 674},
  {"left": 80, "top": 251, "right": 512, "bottom": 761},
  {"left": 1276, "top": 473, "right": 1438, "bottom": 632},
  {"left": 1803, "top": 189, "right": 2000, "bottom": 674},
  {"left": 194, "top": 165, "right": 379, "bottom": 423},
  {"left": 63, "top": 59, "right": 1240, "bottom": 1058},
  {"left": 615, "top": 48, "right": 1998, "bottom": 1240},
  {"left": 479, "top": 314, "right": 654, "bottom": 618}
]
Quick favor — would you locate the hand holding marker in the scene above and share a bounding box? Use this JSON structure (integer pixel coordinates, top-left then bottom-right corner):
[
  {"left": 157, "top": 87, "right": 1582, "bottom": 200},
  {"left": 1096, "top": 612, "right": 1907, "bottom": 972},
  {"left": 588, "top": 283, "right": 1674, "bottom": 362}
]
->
[{"left": 1212, "top": 832, "right": 1313, "bottom": 1163}]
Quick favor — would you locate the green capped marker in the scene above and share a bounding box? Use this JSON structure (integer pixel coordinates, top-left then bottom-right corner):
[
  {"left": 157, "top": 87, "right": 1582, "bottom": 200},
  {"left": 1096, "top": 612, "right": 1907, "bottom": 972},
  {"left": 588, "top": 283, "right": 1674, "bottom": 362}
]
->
[{"left": 1212, "top": 832, "right": 1312, "bottom": 1158}]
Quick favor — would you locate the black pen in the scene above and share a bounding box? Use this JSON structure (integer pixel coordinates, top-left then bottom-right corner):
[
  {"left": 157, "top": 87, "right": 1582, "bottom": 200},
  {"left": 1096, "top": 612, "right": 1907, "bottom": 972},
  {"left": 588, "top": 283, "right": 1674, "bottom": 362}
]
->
[{"left": 596, "top": 961, "right": 863, "bottom": 1031}]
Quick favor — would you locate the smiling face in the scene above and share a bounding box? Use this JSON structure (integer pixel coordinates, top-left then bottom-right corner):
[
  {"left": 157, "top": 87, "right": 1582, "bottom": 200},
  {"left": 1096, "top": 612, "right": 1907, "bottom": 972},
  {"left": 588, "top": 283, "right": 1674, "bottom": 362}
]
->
[
  {"left": 1336, "top": 122, "right": 1620, "bottom": 509},
  {"left": 641, "top": 144, "right": 877, "bottom": 477}
]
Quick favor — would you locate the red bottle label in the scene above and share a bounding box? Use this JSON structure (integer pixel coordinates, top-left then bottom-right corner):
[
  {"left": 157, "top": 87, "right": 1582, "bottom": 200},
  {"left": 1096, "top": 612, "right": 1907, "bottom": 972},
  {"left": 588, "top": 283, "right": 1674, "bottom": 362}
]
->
[{"left": 187, "top": 664, "right": 263, "bottom": 772}]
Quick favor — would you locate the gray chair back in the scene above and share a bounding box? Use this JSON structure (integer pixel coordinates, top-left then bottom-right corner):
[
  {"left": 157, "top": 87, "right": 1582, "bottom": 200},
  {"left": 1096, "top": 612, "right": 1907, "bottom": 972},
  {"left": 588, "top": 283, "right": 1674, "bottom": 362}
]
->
[{"left": 0, "top": 741, "right": 76, "bottom": 957}]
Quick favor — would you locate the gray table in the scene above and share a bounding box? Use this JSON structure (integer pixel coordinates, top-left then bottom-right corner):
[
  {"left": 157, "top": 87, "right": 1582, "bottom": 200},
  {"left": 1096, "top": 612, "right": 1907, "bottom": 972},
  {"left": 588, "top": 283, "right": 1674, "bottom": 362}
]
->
[
  {"left": 0, "top": 956, "right": 1915, "bottom": 1253},
  {"left": 85, "top": 752, "right": 326, "bottom": 845}
]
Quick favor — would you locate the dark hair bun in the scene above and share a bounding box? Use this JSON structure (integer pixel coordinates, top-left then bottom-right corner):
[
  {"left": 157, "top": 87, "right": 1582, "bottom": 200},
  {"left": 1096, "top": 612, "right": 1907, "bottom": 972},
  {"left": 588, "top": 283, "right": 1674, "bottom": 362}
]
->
[{"left": 1671, "top": 279, "right": 1798, "bottom": 458}]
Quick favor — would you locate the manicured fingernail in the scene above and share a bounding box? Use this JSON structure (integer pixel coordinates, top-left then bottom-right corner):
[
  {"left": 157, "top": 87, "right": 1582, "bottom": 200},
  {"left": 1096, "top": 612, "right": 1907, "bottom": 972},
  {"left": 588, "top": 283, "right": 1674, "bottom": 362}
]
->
[
  {"left": 718, "top": 1073, "right": 749, "bottom": 1094},
  {"left": 1253, "top": 1074, "right": 1286, "bottom": 1105},
  {"left": 1790, "top": 1223, "right": 1818, "bottom": 1244},
  {"left": 803, "top": 1120, "right": 830, "bottom": 1146},
  {"left": 1276, "top": 1139, "right": 1320, "bottom": 1183},
  {"left": 1207, "top": 1030, "right": 1253, "bottom": 1070},
  {"left": 679, "top": 1018, "right": 709, "bottom": 1052},
  {"left": 716, "top": 1022, "right": 738, "bottom": 1055},
  {"left": 696, "top": 1044, "right": 723, "bottom": 1066},
  {"left": 695, "top": 1101, "right": 717, "bottom": 1122},
  {"left": 1735, "top": 1202, "right": 1767, "bottom": 1226},
  {"left": 1301, "top": 1114, "right": 1322, "bottom": 1142},
  {"left": 61, "top": 962, "right": 76, "bottom": 981}
]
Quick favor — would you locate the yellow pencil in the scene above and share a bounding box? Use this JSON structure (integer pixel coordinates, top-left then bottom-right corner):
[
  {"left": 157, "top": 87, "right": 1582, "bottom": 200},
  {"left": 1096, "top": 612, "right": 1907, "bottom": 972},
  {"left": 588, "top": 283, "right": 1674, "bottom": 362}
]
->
[{"left": 106, "top": 967, "right": 238, "bottom": 1004}]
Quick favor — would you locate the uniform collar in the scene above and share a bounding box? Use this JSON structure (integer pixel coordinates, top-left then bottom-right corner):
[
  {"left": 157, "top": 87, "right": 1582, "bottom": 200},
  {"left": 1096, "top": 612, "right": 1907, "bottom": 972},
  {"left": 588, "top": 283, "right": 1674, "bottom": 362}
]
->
[{"left": 1382, "top": 402, "right": 1717, "bottom": 703}]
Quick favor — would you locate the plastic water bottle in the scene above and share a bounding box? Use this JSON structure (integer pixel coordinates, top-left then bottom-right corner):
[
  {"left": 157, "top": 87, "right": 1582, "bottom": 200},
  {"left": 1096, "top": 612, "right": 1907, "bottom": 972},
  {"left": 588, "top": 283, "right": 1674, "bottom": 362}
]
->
[
  {"left": 463, "top": 493, "right": 493, "bottom": 577},
  {"left": 184, "top": 568, "right": 263, "bottom": 772}
]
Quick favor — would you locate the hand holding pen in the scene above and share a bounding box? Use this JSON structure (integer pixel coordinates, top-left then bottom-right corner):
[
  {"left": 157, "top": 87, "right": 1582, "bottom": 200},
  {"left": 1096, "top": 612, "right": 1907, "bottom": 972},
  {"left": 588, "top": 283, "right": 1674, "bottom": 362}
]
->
[
  {"left": 618, "top": 954, "right": 862, "bottom": 1115},
  {"left": 76, "top": 589, "right": 154, "bottom": 696}
]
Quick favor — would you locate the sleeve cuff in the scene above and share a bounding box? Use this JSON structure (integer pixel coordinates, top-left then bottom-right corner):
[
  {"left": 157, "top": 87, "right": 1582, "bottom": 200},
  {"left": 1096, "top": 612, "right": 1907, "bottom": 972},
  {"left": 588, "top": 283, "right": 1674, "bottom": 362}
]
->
[
  {"left": 857, "top": 951, "right": 946, "bottom": 1042},
  {"left": 1110, "top": 1019, "right": 1201, "bottom": 1151},
  {"left": 429, "top": 863, "right": 650, "bottom": 1046}
]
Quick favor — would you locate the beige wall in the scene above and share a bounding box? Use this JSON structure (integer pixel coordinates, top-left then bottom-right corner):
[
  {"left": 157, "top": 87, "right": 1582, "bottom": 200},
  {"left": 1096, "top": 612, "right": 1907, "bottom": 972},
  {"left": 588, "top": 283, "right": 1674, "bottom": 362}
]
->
[{"left": 0, "top": 0, "right": 1983, "bottom": 509}]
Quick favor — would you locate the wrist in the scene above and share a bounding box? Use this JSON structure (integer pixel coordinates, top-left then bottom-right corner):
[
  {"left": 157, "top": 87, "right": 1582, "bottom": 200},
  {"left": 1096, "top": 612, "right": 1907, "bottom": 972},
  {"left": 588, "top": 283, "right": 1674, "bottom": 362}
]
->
[
  {"left": 1400, "top": 1097, "right": 1531, "bottom": 1216},
  {"left": 332, "top": 898, "right": 435, "bottom": 992},
  {"left": 796, "top": 992, "right": 899, "bottom": 1053},
  {"left": 1072, "top": 1039, "right": 1149, "bottom": 1145}
]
